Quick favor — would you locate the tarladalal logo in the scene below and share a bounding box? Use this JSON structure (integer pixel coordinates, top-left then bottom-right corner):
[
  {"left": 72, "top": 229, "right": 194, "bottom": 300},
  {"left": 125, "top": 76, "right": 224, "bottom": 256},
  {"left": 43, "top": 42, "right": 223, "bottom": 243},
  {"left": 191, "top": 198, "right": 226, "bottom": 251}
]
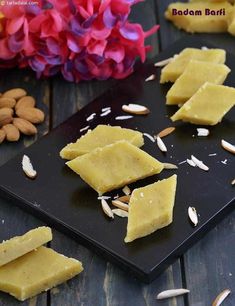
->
[{"left": 0, "top": 0, "right": 42, "bottom": 6}]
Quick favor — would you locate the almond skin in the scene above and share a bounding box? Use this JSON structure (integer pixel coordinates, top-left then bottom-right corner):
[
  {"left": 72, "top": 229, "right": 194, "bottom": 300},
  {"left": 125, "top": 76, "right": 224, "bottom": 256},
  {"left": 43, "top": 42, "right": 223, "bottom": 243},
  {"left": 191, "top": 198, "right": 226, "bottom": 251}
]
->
[
  {"left": 0, "top": 129, "right": 6, "bottom": 143},
  {"left": 15, "top": 96, "right": 36, "bottom": 110},
  {"left": 13, "top": 118, "right": 37, "bottom": 135},
  {"left": 0, "top": 108, "right": 13, "bottom": 127},
  {"left": 3, "top": 88, "right": 27, "bottom": 100},
  {"left": 16, "top": 108, "right": 45, "bottom": 124},
  {"left": 2, "top": 124, "right": 20, "bottom": 141},
  {"left": 0, "top": 97, "right": 16, "bottom": 109}
]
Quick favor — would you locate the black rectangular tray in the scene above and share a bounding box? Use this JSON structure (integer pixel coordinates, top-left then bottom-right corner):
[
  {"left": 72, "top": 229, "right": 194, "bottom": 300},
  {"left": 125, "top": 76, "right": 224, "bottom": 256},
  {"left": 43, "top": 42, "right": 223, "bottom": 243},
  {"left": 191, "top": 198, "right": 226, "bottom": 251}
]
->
[{"left": 0, "top": 37, "right": 234, "bottom": 283}]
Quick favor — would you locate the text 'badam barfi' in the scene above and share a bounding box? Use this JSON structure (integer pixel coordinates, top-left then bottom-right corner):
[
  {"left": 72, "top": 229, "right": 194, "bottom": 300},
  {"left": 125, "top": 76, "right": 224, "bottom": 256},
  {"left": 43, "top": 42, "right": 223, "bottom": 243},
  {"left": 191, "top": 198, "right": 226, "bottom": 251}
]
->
[{"left": 165, "top": 2, "right": 233, "bottom": 33}]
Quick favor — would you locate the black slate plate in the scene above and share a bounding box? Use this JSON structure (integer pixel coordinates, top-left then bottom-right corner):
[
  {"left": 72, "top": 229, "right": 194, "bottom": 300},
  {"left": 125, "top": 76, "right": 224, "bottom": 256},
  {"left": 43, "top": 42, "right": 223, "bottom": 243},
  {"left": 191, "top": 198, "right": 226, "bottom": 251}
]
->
[{"left": 0, "top": 37, "right": 234, "bottom": 283}]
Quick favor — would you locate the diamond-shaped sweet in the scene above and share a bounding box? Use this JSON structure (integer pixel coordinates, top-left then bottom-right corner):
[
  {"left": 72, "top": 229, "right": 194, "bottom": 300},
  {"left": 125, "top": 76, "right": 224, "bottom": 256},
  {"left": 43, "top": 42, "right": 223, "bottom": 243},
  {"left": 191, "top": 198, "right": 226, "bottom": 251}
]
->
[
  {"left": 66, "top": 140, "right": 163, "bottom": 195},
  {"left": 125, "top": 175, "right": 177, "bottom": 243}
]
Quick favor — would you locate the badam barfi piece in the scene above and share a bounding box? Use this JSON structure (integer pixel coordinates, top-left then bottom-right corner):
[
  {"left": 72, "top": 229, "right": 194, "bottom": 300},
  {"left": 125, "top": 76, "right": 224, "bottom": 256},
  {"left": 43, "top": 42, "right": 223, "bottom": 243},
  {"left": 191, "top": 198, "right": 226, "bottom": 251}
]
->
[
  {"left": 0, "top": 246, "right": 83, "bottom": 301},
  {"left": 160, "top": 48, "right": 226, "bottom": 83},
  {"left": 171, "top": 82, "right": 235, "bottom": 125},
  {"left": 228, "top": 8, "right": 235, "bottom": 36},
  {"left": 60, "top": 125, "right": 144, "bottom": 160},
  {"left": 0, "top": 227, "right": 52, "bottom": 267},
  {"left": 166, "top": 60, "right": 230, "bottom": 105},
  {"left": 190, "top": 0, "right": 235, "bottom": 3},
  {"left": 165, "top": 2, "right": 233, "bottom": 33},
  {"left": 66, "top": 140, "right": 163, "bottom": 195},
  {"left": 125, "top": 175, "right": 177, "bottom": 243}
]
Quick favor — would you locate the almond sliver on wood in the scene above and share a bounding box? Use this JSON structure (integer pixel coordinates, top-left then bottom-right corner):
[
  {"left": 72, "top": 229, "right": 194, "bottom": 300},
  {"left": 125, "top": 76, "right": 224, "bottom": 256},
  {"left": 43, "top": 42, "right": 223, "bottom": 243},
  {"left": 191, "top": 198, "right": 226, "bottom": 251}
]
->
[
  {"left": 122, "top": 104, "right": 150, "bottom": 115},
  {"left": 212, "top": 289, "right": 231, "bottom": 306},
  {"left": 221, "top": 139, "right": 235, "bottom": 154},
  {"left": 22, "top": 155, "right": 37, "bottom": 179},
  {"left": 156, "top": 288, "right": 190, "bottom": 300}
]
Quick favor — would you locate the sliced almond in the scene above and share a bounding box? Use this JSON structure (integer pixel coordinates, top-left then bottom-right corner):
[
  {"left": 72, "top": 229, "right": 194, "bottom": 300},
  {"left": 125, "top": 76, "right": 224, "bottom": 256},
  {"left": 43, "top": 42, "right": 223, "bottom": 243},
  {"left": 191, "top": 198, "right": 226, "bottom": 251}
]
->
[
  {"left": 122, "top": 185, "right": 131, "bottom": 196},
  {"left": 163, "top": 163, "right": 178, "bottom": 169},
  {"left": 143, "top": 133, "right": 155, "bottom": 143},
  {"left": 191, "top": 155, "right": 209, "bottom": 171},
  {"left": 154, "top": 57, "right": 173, "bottom": 67},
  {"left": 101, "top": 199, "right": 114, "bottom": 219},
  {"left": 157, "top": 127, "right": 175, "bottom": 138},
  {"left": 187, "top": 159, "right": 196, "bottom": 167},
  {"left": 221, "top": 139, "right": 235, "bottom": 154},
  {"left": 197, "top": 128, "right": 209, "bottom": 137},
  {"left": 112, "top": 200, "right": 129, "bottom": 211},
  {"left": 22, "top": 155, "right": 37, "bottom": 179},
  {"left": 212, "top": 289, "right": 231, "bottom": 306},
  {"left": 122, "top": 104, "right": 150, "bottom": 115},
  {"left": 231, "top": 179, "right": 235, "bottom": 186},
  {"left": 156, "top": 288, "right": 190, "bottom": 300},
  {"left": 188, "top": 206, "right": 198, "bottom": 227},
  {"left": 145, "top": 74, "right": 155, "bottom": 82},
  {"left": 112, "top": 209, "right": 128, "bottom": 218},
  {"left": 156, "top": 136, "right": 167, "bottom": 152},
  {"left": 117, "top": 195, "right": 130, "bottom": 203},
  {"left": 115, "top": 115, "right": 133, "bottom": 120}
]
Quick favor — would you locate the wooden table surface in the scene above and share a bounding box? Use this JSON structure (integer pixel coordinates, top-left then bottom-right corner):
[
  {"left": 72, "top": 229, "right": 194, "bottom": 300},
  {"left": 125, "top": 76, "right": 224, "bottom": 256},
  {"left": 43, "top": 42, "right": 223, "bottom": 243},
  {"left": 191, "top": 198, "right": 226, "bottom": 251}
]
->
[{"left": 0, "top": 1, "right": 234, "bottom": 305}]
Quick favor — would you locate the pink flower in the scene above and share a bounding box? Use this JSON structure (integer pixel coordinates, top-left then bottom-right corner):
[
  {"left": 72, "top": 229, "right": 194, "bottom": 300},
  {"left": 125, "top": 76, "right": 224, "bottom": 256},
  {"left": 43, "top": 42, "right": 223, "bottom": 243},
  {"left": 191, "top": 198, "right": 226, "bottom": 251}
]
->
[{"left": 0, "top": 0, "right": 159, "bottom": 82}]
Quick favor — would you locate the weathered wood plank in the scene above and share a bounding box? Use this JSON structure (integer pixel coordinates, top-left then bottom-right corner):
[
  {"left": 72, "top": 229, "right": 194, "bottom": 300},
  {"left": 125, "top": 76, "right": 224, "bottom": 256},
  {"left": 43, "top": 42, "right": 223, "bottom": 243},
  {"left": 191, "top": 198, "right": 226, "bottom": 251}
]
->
[
  {"left": 0, "top": 68, "right": 49, "bottom": 305},
  {"left": 50, "top": 1, "right": 184, "bottom": 305},
  {"left": 157, "top": 1, "right": 235, "bottom": 305}
]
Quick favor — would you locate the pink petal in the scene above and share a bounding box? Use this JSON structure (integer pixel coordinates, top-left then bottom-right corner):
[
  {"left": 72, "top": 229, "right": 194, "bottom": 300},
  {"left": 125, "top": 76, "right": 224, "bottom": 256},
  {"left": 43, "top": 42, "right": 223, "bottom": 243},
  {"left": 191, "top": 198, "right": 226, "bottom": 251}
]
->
[
  {"left": 87, "top": 40, "right": 107, "bottom": 57},
  {"left": 0, "top": 38, "right": 16, "bottom": 60},
  {"left": 7, "top": 15, "right": 25, "bottom": 35},
  {"left": 105, "top": 44, "right": 124, "bottom": 63}
]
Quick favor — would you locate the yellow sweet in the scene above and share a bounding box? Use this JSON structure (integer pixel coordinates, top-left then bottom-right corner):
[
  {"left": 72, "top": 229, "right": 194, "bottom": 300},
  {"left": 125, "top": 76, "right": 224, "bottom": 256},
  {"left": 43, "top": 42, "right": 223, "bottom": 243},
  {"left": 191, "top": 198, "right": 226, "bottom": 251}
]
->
[
  {"left": 0, "top": 227, "right": 52, "bottom": 267},
  {"left": 228, "top": 8, "right": 235, "bottom": 36},
  {"left": 171, "top": 82, "right": 235, "bottom": 125},
  {"left": 160, "top": 48, "right": 226, "bottom": 83},
  {"left": 0, "top": 246, "right": 83, "bottom": 301},
  {"left": 166, "top": 60, "right": 230, "bottom": 105},
  {"left": 165, "top": 2, "right": 233, "bottom": 33},
  {"left": 125, "top": 175, "right": 177, "bottom": 243},
  {"left": 66, "top": 140, "right": 163, "bottom": 195},
  {"left": 60, "top": 125, "right": 144, "bottom": 160}
]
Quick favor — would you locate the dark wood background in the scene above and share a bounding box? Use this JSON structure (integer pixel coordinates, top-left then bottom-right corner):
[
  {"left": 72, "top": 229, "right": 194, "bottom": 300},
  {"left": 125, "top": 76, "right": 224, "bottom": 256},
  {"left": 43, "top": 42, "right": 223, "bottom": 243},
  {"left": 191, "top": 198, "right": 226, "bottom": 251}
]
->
[{"left": 0, "top": 1, "right": 234, "bottom": 305}]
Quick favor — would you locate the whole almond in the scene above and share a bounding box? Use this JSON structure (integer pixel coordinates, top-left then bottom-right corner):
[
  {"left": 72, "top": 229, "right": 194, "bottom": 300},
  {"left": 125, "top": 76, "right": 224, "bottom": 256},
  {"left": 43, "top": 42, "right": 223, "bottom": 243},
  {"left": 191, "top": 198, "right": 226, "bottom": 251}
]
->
[
  {"left": 0, "top": 108, "right": 13, "bottom": 127},
  {"left": 15, "top": 96, "right": 36, "bottom": 110},
  {"left": 13, "top": 118, "right": 37, "bottom": 135},
  {"left": 0, "top": 129, "right": 6, "bottom": 143},
  {"left": 2, "top": 124, "right": 20, "bottom": 141},
  {"left": 3, "top": 88, "right": 27, "bottom": 100},
  {"left": 16, "top": 108, "right": 45, "bottom": 124},
  {"left": 0, "top": 97, "right": 16, "bottom": 109}
]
